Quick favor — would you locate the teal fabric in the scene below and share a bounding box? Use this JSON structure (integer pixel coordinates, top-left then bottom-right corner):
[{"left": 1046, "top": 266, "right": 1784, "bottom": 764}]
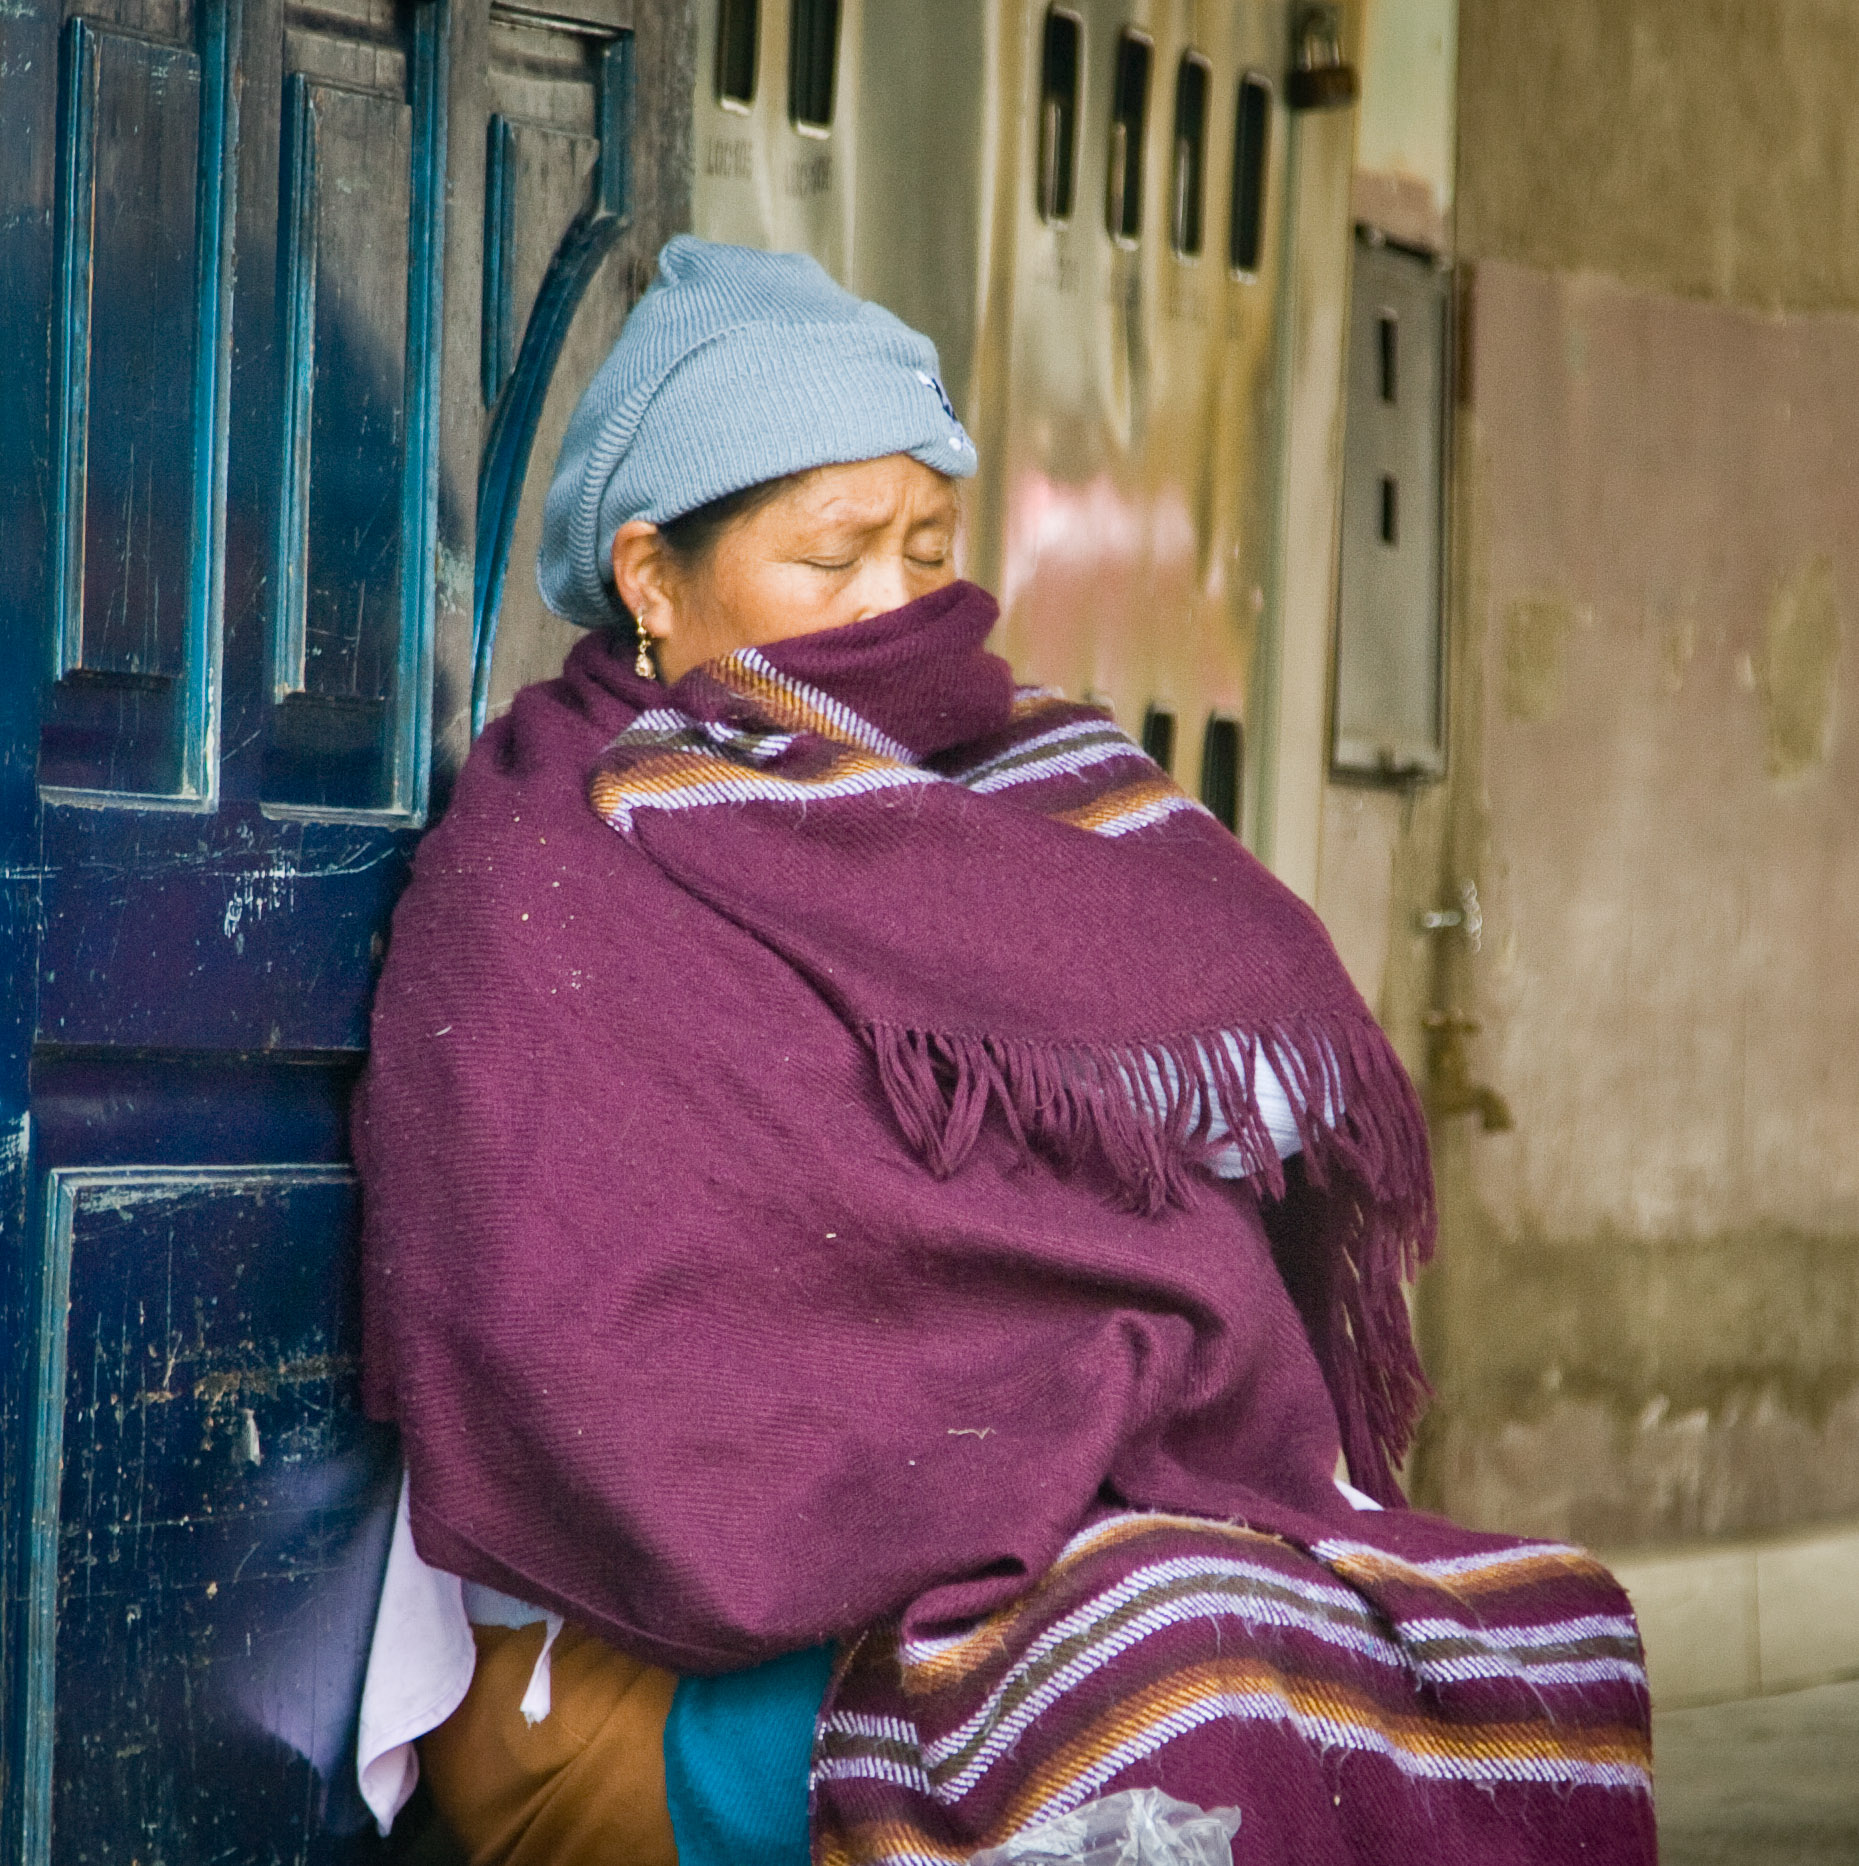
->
[{"left": 664, "top": 1644, "right": 836, "bottom": 1866}]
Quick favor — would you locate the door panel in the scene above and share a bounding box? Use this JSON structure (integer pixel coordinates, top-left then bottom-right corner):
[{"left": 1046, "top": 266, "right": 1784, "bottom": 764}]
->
[
  {"left": 472, "top": 13, "right": 637, "bottom": 723},
  {"left": 54, "top": 21, "right": 201, "bottom": 690},
  {"left": 41, "top": 1, "right": 233, "bottom": 806},
  {"left": 482, "top": 115, "right": 601, "bottom": 406},
  {"left": 272, "top": 79, "right": 413, "bottom": 744},
  {"left": 265, "top": 0, "right": 446, "bottom": 822},
  {"left": 35, "top": 819, "right": 410, "bottom": 1053},
  {"left": 25, "top": 1167, "right": 394, "bottom": 1861},
  {"left": 0, "top": 0, "right": 693, "bottom": 1856}
]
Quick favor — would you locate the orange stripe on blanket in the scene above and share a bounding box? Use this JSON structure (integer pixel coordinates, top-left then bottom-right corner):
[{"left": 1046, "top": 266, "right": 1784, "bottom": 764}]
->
[
  {"left": 590, "top": 744, "right": 897, "bottom": 817},
  {"left": 1052, "top": 775, "right": 1185, "bottom": 834},
  {"left": 899, "top": 1516, "right": 1305, "bottom": 1697},
  {"left": 1319, "top": 1541, "right": 1625, "bottom": 1600},
  {"left": 717, "top": 653, "right": 914, "bottom": 756},
  {"left": 817, "top": 1819, "right": 968, "bottom": 1866},
  {"left": 1008, "top": 687, "right": 1073, "bottom": 722},
  {"left": 993, "top": 1658, "right": 1652, "bottom": 1834}
]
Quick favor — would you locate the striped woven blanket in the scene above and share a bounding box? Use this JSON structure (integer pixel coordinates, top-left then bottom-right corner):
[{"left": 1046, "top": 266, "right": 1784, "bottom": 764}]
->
[
  {"left": 592, "top": 659, "right": 1197, "bottom": 841},
  {"left": 813, "top": 1511, "right": 1655, "bottom": 1866}
]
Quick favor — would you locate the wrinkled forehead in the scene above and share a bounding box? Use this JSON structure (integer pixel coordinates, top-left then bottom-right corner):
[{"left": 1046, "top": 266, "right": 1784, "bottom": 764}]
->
[{"left": 749, "top": 457, "right": 962, "bottom": 536}]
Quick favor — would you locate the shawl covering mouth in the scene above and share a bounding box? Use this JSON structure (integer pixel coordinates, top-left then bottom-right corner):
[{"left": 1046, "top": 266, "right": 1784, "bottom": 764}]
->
[
  {"left": 356, "top": 579, "right": 1438, "bottom": 1675},
  {"left": 585, "top": 582, "right": 1433, "bottom": 1490}
]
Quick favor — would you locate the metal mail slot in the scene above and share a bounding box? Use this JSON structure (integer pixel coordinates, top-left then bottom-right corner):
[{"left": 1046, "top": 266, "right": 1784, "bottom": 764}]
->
[{"left": 1332, "top": 229, "right": 1451, "bottom": 782}]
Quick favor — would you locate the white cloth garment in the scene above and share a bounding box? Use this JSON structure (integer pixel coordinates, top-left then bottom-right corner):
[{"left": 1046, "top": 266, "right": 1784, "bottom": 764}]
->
[
  {"left": 1151, "top": 1034, "right": 1335, "bottom": 1180},
  {"left": 356, "top": 1475, "right": 562, "bottom": 1834}
]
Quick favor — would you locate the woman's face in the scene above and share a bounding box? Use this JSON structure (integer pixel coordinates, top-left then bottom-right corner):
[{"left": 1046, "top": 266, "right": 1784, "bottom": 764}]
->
[{"left": 610, "top": 453, "right": 960, "bottom": 684}]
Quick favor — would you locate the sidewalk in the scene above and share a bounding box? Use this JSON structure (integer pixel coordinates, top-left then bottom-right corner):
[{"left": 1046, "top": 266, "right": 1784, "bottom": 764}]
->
[{"left": 1654, "top": 1678, "right": 1859, "bottom": 1865}]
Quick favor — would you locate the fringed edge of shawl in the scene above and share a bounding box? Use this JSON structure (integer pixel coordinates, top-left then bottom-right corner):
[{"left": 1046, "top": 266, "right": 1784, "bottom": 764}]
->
[{"left": 867, "top": 1011, "right": 1436, "bottom": 1505}]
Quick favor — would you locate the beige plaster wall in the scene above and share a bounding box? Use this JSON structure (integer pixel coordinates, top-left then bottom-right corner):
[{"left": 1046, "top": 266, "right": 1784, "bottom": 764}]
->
[
  {"left": 1350, "top": 0, "right": 1457, "bottom": 249},
  {"left": 1319, "top": 0, "right": 1859, "bottom": 1550},
  {"left": 1419, "top": 263, "right": 1859, "bottom": 1547},
  {"left": 1356, "top": 0, "right": 1456, "bottom": 213},
  {"left": 1456, "top": 0, "right": 1859, "bottom": 317}
]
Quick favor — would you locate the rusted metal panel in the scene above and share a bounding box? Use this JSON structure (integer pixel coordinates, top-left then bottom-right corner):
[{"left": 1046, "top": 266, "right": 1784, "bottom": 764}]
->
[{"left": 486, "top": 0, "right": 1303, "bottom": 840}]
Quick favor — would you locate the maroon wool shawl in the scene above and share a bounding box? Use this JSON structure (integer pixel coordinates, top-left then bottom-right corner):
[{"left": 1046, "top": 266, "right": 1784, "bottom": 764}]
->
[{"left": 356, "top": 581, "right": 1438, "bottom": 1673}]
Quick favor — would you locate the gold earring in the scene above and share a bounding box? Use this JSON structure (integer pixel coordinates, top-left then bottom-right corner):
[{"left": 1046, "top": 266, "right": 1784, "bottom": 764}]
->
[{"left": 634, "top": 614, "right": 656, "bottom": 679}]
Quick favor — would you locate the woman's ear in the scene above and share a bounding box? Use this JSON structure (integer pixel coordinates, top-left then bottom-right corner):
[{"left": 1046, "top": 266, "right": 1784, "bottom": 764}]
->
[{"left": 611, "top": 521, "right": 676, "bottom": 641}]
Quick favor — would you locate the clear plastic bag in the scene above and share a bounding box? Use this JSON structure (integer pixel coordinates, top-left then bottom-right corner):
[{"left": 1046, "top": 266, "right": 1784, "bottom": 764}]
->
[{"left": 968, "top": 1787, "right": 1242, "bottom": 1865}]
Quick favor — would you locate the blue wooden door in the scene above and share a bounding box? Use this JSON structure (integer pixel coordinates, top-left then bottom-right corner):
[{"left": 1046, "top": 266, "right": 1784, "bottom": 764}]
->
[{"left": 0, "top": 0, "right": 688, "bottom": 1854}]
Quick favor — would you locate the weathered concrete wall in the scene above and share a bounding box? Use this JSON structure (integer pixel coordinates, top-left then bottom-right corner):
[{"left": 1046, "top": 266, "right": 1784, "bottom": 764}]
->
[
  {"left": 1456, "top": 0, "right": 1859, "bottom": 317},
  {"left": 1416, "top": 263, "right": 1859, "bottom": 1547},
  {"left": 1321, "top": 0, "right": 1859, "bottom": 1550}
]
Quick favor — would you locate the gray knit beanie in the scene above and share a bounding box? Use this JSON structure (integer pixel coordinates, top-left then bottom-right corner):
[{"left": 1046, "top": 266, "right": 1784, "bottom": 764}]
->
[{"left": 537, "top": 235, "right": 978, "bottom": 626}]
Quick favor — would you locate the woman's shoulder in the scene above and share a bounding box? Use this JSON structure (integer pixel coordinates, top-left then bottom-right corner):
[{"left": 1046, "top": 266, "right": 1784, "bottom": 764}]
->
[
  {"left": 479, "top": 627, "right": 641, "bottom": 783},
  {"left": 393, "top": 635, "right": 663, "bottom": 958}
]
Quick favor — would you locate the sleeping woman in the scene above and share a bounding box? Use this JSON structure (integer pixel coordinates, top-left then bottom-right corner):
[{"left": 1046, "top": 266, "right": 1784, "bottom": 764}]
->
[{"left": 352, "top": 235, "right": 1656, "bottom": 1866}]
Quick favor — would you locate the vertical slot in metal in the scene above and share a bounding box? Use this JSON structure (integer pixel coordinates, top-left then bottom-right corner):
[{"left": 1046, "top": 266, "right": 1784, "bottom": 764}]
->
[
  {"left": 788, "top": 0, "right": 838, "bottom": 132},
  {"left": 1170, "top": 51, "right": 1208, "bottom": 256},
  {"left": 716, "top": 0, "right": 758, "bottom": 107},
  {"left": 1228, "top": 72, "right": 1271, "bottom": 276},
  {"left": 1141, "top": 705, "right": 1177, "bottom": 773},
  {"left": 1106, "top": 29, "right": 1150, "bottom": 242},
  {"left": 1037, "top": 8, "right": 1080, "bottom": 223},
  {"left": 1201, "top": 715, "right": 1243, "bottom": 831}
]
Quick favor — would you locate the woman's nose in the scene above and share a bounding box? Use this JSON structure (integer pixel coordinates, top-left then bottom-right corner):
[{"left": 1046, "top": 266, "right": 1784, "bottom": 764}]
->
[{"left": 853, "top": 548, "right": 920, "bottom": 620}]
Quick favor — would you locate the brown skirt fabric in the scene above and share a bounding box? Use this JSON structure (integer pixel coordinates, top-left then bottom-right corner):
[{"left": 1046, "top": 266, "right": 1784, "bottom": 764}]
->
[{"left": 417, "top": 1621, "right": 681, "bottom": 1866}]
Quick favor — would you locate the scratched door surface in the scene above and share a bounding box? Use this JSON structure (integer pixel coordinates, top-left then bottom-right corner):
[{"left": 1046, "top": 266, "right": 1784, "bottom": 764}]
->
[{"left": 0, "top": 0, "right": 691, "bottom": 1857}]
